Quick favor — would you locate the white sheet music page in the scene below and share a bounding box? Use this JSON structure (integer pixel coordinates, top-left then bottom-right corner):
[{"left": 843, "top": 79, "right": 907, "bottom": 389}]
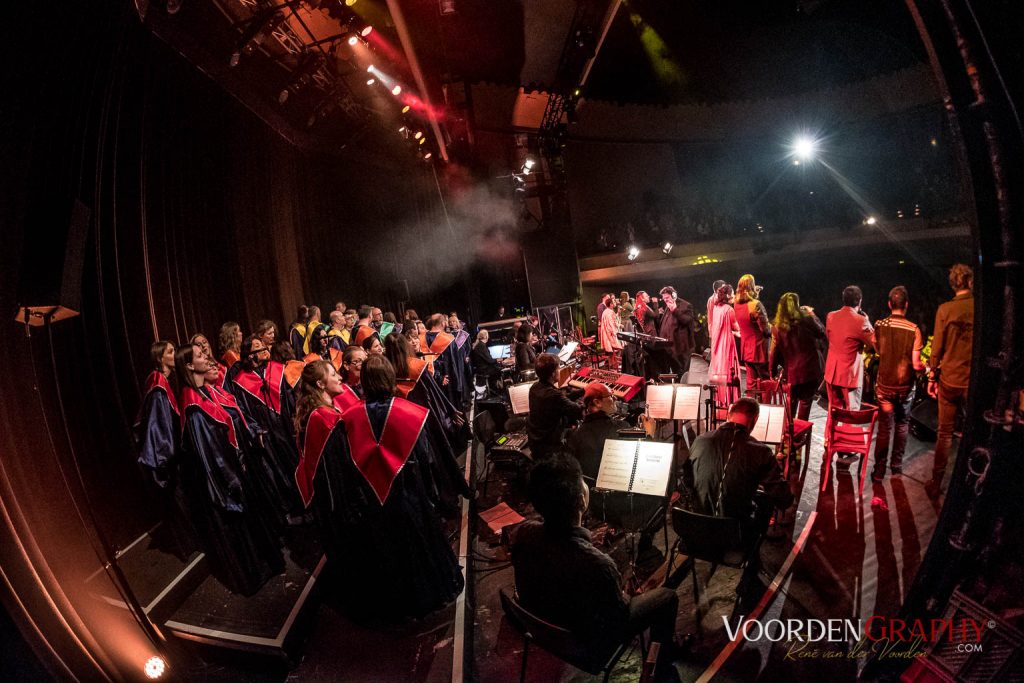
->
[
  {"left": 508, "top": 381, "right": 535, "bottom": 415},
  {"left": 630, "top": 442, "right": 675, "bottom": 496},
  {"left": 595, "top": 440, "right": 638, "bottom": 493},
  {"left": 645, "top": 385, "right": 675, "bottom": 420},
  {"left": 672, "top": 385, "right": 702, "bottom": 421},
  {"left": 750, "top": 404, "right": 785, "bottom": 443}
]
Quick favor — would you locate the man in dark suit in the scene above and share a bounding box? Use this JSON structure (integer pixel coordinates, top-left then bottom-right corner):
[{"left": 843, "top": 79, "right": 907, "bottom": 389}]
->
[
  {"left": 824, "top": 285, "right": 875, "bottom": 410},
  {"left": 657, "top": 286, "right": 696, "bottom": 377}
]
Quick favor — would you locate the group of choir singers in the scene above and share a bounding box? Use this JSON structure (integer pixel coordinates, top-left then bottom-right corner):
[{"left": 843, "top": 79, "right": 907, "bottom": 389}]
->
[{"left": 134, "top": 304, "right": 474, "bottom": 618}]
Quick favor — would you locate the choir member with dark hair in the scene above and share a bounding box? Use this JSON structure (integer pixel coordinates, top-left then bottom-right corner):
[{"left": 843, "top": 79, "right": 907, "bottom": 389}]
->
[
  {"left": 289, "top": 305, "right": 310, "bottom": 357},
  {"left": 293, "top": 357, "right": 464, "bottom": 619},
  {"left": 175, "top": 343, "right": 284, "bottom": 595},
  {"left": 190, "top": 333, "right": 226, "bottom": 388}
]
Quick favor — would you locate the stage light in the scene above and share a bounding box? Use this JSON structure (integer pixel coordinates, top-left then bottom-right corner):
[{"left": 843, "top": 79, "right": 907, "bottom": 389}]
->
[
  {"left": 524, "top": 157, "right": 536, "bottom": 170},
  {"left": 230, "top": 11, "right": 286, "bottom": 67},
  {"left": 367, "top": 64, "right": 375, "bottom": 72},
  {"left": 345, "top": 0, "right": 357, "bottom": 5},
  {"left": 360, "top": 24, "right": 374, "bottom": 37},
  {"left": 391, "top": 85, "right": 402, "bottom": 96},
  {"left": 347, "top": 34, "right": 359, "bottom": 46},
  {"left": 366, "top": 78, "right": 375, "bottom": 85},
  {"left": 930, "top": 137, "right": 938, "bottom": 147},
  {"left": 792, "top": 159, "right": 801, "bottom": 166},
  {"left": 662, "top": 242, "right": 673, "bottom": 254},
  {"left": 402, "top": 105, "right": 410, "bottom": 113},
  {"left": 423, "top": 152, "right": 432, "bottom": 160},
  {"left": 627, "top": 246, "right": 640, "bottom": 261},
  {"left": 419, "top": 137, "right": 426, "bottom": 145},
  {"left": 144, "top": 656, "right": 166, "bottom": 679},
  {"left": 792, "top": 135, "right": 817, "bottom": 161},
  {"left": 865, "top": 216, "right": 877, "bottom": 225},
  {"left": 413, "top": 131, "right": 423, "bottom": 139}
]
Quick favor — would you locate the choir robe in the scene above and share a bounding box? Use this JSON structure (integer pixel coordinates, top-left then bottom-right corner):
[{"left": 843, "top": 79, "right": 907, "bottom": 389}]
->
[
  {"left": 289, "top": 324, "right": 307, "bottom": 357},
  {"left": 226, "top": 361, "right": 302, "bottom": 513},
  {"left": 210, "top": 384, "right": 287, "bottom": 535},
  {"left": 295, "top": 400, "right": 464, "bottom": 619},
  {"left": 303, "top": 348, "right": 342, "bottom": 372},
  {"left": 425, "top": 331, "right": 460, "bottom": 406},
  {"left": 327, "top": 328, "right": 347, "bottom": 354},
  {"left": 451, "top": 329, "right": 473, "bottom": 403},
  {"left": 134, "top": 372, "right": 195, "bottom": 557},
  {"left": 396, "top": 359, "right": 472, "bottom": 513},
  {"left": 283, "top": 359, "right": 305, "bottom": 389},
  {"left": 179, "top": 386, "right": 284, "bottom": 596}
]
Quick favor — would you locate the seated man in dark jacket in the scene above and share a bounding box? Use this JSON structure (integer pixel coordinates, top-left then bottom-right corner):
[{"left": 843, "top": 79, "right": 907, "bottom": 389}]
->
[
  {"left": 682, "top": 397, "right": 792, "bottom": 591},
  {"left": 527, "top": 353, "right": 583, "bottom": 460},
  {"left": 511, "top": 455, "right": 680, "bottom": 674},
  {"left": 567, "top": 382, "right": 626, "bottom": 483}
]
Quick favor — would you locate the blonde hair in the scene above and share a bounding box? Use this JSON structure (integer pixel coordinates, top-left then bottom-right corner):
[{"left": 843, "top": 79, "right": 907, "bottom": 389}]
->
[{"left": 736, "top": 274, "right": 758, "bottom": 304}]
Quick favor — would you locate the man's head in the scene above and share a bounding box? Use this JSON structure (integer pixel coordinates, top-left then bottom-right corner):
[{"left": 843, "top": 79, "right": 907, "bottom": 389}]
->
[
  {"left": 334, "top": 301, "right": 346, "bottom": 312},
  {"left": 535, "top": 353, "right": 559, "bottom": 384},
  {"left": 329, "top": 310, "right": 345, "bottom": 329},
  {"left": 583, "top": 382, "right": 614, "bottom": 415},
  {"left": 357, "top": 305, "right": 373, "bottom": 323},
  {"left": 659, "top": 286, "right": 677, "bottom": 304},
  {"left": 636, "top": 290, "right": 649, "bottom": 305},
  {"left": 371, "top": 307, "right": 383, "bottom": 323},
  {"left": 842, "top": 285, "right": 863, "bottom": 309},
  {"left": 727, "top": 397, "right": 761, "bottom": 430},
  {"left": 528, "top": 455, "right": 588, "bottom": 529},
  {"left": 888, "top": 286, "right": 909, "bottom": 313},
  {"left": 949, "top": 263, "right": 973, "bottom": 293},
  {"left": 712, "top": 279, "right": 726, "bottom": 294},
  {"left": 426, "top": 313, "right": 445, "bottom": 331}
]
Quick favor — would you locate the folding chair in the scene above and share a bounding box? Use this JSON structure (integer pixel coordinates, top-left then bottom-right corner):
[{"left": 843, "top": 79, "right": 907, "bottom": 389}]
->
[{"left": 821, "top": 404, "right": 879, "bottom": 495}]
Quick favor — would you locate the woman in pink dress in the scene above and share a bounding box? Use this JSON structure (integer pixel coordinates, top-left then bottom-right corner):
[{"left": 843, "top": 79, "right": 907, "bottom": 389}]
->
[
  {"left": 599, "top": 298, "right": 623, "bottom": 367},
  {"left": 709, "top": 284, "right": 742, "bottom": 407}
]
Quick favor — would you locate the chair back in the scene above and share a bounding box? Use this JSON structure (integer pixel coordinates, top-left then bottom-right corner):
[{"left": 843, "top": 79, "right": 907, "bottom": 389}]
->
[
  {"left": 746, "top": 377, "right": 784, "bottom": 405},
  {"left": 499, "top": 588, "right": 620, "bottom": 676},
  {"left": 670, "top": 507, "right": 746, "bottom": 568},
  {"left": 825, "top": 404, "right": 878, "bottom": 457}
]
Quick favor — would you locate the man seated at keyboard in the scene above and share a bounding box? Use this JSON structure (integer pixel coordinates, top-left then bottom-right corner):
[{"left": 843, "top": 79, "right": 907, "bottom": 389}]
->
[
  {"left": 527, "top": 353, "right": 583, "bottom": 460},
  {"left": 567, "top": 382, "right": 626, "bottom": 484}
]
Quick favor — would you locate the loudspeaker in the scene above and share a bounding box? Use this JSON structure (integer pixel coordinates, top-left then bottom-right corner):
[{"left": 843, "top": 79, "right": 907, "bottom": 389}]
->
[
  {"left": 909, "top": 397, "right": 938, "bottom": 442},
  {"left": 15, "top": 198, "right": 89, "bottom": 326},
  {"left": 522, "top": 231, "right": 580, "bottom": 309},
  {"left": 475, "top": 399, "right": 510, "bottom": 433}
]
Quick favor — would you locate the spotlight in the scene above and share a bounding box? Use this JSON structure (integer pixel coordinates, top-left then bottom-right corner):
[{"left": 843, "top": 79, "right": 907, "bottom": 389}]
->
[
  {"left": 345, "top": 0, "right": 357, "bottom": 5},
  {"left": 419, "top": 137, "right": 426, "bottom": 145},
  {"left": 524, "top": 157, "right": 536, "bottom": 170},
  {"left": 423, "top": 152, "right": 432, "bottom": 160},
  {"left": 413, "top": 131, "right": 423, "bottom": 139},
  {"left": 144, "top": 656, "right": 166, "bottom": 679},
  {"left": 401, "top": 105, "right": 411, "bottom": 113},
  {"left": 367, "top": 64, "right": 375, "bottom": 72},
  {"left": 627, "top": 246, "right": 640, "bottom": 261},
  {"left": 865, "top": 216, "right": 877, "bottom": 225},
  {"left": 791, "top": 135, "right": 817, "bottom": 161},
  {"left": 391, "top": 85, "right": 402, "bottom": 96},
  {"left": 792, "top": 159, "right": 801, "bottom": 166},
  {"left": 366, "top": 78, "right": 375, "bottom": 85},
  {"left": 360, "top": 24, "right": 374, "bottom": 37},
  {"left": 662, "top": 242, "right": 673, "bottom": 255},
  {"left": 399, "top": 125, "right": 407, "bottom": 133},
  {"left": 347, "top": 34, "right": 359, "bottom": 46}
]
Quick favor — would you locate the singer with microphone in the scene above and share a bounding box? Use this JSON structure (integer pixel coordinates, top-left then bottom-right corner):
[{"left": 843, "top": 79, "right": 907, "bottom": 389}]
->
[{"left": 824, "top": 285, "right": 876, "bottom": 410}]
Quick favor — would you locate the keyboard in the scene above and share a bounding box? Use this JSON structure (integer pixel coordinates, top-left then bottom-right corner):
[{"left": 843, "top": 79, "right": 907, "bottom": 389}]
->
[{"left": 568, "top": 367, "right": 645, "bottom": 401}]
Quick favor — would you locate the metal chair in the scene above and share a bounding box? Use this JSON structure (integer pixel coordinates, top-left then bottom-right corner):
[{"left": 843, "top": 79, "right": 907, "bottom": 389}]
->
[
  {"left": 666, "top": 506, "right": 759, "bottom": 626},
  {"left": 821, "top": 404, "right": 879, "bottom": 495},
  {"left": 499, "top": 588, "right": 640, "bottom": 683}
]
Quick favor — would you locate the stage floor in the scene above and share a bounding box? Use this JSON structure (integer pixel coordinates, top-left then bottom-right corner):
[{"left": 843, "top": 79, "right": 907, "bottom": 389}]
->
[{"left": 470, "top": 369, "right": 946, "bottom": 682}]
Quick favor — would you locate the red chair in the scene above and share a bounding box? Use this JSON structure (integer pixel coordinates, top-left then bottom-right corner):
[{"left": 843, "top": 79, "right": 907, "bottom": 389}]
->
[{"left": 820, "top": 405, "right": 879, "bottom": 495}]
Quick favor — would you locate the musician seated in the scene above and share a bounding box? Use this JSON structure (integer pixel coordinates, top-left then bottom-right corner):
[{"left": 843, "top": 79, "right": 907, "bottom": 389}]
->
[
  {"left": 514, "top": 324, "right": 538, "bottom": 381},
  {"left": 510, "top": 455, "right": 681, "bottom": 674},
  {"left": 567, "top": 383, "right": 626, "bottom": 484},
  {"left": 527, "top": 354, "right": 583, "bottom": 461},
  {"left": 681, "top": 397, "right": 793, "bottom": 591},
  {"left": 470, "top": 329, "right": 504, "bottom": 390}
]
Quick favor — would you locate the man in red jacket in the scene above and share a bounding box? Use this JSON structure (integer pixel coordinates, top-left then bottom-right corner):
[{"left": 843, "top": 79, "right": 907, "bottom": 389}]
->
[{"left": 824, "top": 285, "right": 876, "bottom": 410}]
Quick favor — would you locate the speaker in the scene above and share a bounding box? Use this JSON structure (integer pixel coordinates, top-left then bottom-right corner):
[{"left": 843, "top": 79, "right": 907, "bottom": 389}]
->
[
  {"left": 909, "top": 397, "right": 938, "bottom": 442},
  {"left": 521, "top": 230, "right": 580, "bottom": 309},
  {"left": 475, "top": 399, "right": 510, "bottom": 433},
  {"left": 15, "top": 198, "right": 89, "bottom": 326}
]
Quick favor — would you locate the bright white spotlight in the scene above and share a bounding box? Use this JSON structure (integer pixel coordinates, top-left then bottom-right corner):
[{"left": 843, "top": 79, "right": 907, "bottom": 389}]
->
[
  {"left": 391, "top": 85, "right": 402, "bottom": 96},
  {"left": 865, "top": 216, "right": 877, "bottom": 225},
  {"left": 366, "top": 64, "right": 375, "bottom": 73},
  {"left": 413, "top": 131, "right": 423, "bottom": 140},
  {"left": 662, "top": 242, "right": 673, "bottom": 255},
  {"left": 401, "top": 105, "right": 411, "bottom": 113},
  {"left": 366, "top": 78, "right": 375, "bottom": 86},
  {"left": 144, "top": 656, "right": 166, "bottom": 679},
  {"left": 627, "top": 246, "right": 640, "bottom": 261},
  {"left": 524, "top": 158, "right": 536, "bottom": 170},
  {"left": 423, "top": 152, "right": 432, "bottom": 160},
  {"left": 792, "top": 136, "right": 817, "bottom": 161},
  {"left": 360, "top": 25, "right": 374, "bottom": 37},
  {"left": 347, "top": 35, "right": 359, "bottom": 46}
]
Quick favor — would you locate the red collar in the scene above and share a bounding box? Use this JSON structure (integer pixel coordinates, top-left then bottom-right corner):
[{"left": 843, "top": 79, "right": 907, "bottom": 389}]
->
[
  {"left": 180, "top": 386, "right": 238, "bottom": 449},
  {"left": 295, "top": 406, "right": 343, "bottom": 507},
  {"left": 140, "top": 371, "right": 179, "bottom": 419},
  {"left": 427, "top": 331, "right": 454, "bottom": 355},
  {"left": 396, "top": 359, "right": 427, "bottom": 398},
  {"left": 232, "top": 362, "right": 285, "bottom": 413},
  {"left": 209, "top": 384, "right": 246, "bottom": 429},
  {"left": 341, "top": 398, "right": 428, "bottom": 505},
  {"left": 332, "top": 384, "right": 361, "bottom": 413}
]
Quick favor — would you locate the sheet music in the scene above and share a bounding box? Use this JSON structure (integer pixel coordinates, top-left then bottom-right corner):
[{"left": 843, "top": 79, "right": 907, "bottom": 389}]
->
[
  {"left": 672, "top": 385, "right": 702, "bottom": 421},
  {"left": 557, "top": 341, "right": 578, "bottom": 364},
  {"left": 508, "top": 381, "right": 535, "bottom": 415},
  {"left": 594, "top": 440, "right": 638, "bottom": 493},
  {"left": 629, "top": 442, "right": 675, "bottom": 497},
  {"left": 750, "top": 404, "right": 786, "bottom": 444},
  {"left": 645, "top": 385, "right": 675, "bottom": 420}
]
